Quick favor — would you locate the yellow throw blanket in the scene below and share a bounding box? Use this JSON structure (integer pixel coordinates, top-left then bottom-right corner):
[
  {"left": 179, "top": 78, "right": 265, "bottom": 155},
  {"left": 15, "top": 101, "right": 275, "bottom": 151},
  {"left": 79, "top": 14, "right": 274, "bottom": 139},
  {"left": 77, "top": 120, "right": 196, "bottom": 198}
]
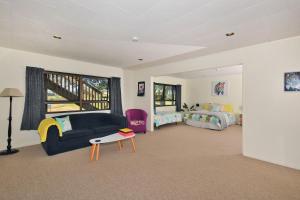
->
[{"left": 38, "top": 118, "right": 62, "bottom": 142}]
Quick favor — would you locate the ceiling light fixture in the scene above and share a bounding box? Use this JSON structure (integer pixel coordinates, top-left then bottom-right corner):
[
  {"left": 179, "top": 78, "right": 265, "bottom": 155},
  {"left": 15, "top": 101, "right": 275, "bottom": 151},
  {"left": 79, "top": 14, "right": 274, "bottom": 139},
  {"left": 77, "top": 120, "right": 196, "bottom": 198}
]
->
[
  {"left": 225, "top": 32, "right": 235, "bottom": 37},
  {"left": 132, "top": 36, "right": 139, "bottom": 42},
  {"left": 53, "top": 35, "right": 62, "bottom": 40}
]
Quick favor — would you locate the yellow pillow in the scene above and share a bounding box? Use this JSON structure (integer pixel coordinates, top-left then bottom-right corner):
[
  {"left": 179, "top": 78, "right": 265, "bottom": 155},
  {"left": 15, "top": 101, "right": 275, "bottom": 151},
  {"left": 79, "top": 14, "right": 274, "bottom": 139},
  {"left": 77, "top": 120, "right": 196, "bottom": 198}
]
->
[
  {"left": 201, "top": 103, "right": 212, "bottom": 111},
  {"left": 119, "top": 128, "right": 133, "bottom": 133},
  {"left": 223, "top": 104, "right": 234, "bottom": 113}
]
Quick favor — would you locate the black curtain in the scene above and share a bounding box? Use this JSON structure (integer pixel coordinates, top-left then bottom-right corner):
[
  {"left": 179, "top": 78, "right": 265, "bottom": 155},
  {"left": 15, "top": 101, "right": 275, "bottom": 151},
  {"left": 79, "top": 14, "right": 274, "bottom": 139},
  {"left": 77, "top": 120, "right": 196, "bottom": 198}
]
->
[
  {"left": 110, "top": 77, "right": 123, "bottom": 115},
  {"left": 175, "top": 85, "right": 182, "bottom": 112},
  {"left": 21, "top": 67, "right": 45, "bottom": 130}
]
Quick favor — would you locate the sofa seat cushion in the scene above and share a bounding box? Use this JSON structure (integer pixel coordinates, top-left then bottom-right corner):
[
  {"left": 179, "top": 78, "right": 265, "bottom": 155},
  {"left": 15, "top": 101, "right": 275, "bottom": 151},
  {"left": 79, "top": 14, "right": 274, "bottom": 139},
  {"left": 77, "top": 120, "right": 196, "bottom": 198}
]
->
[
  {"left": 62, "top": 129, "right": 94, "bottom": 141},
  {"left": 93, "top": 125, "right": 121, "bottom": 135}
]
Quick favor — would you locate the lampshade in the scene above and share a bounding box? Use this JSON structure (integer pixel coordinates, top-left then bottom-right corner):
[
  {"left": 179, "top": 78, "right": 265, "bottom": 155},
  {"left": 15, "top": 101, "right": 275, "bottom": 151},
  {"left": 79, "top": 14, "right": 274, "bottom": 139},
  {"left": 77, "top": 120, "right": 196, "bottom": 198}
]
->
[{"left": 0, "top": 88, "right": 23, "bottom": 97}]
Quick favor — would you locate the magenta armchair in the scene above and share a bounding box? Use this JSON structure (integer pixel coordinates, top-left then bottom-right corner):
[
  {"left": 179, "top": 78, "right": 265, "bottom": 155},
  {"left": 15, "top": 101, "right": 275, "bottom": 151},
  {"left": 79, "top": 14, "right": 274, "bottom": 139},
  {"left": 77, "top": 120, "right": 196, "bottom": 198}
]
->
[{"left": 125, "top": 109, "right": 148, "bottom": 133}]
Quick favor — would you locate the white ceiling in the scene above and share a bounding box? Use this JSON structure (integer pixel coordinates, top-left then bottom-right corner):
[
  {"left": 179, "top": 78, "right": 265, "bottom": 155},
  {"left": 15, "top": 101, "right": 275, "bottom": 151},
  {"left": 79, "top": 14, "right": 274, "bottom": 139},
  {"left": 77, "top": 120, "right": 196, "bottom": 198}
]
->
[
  {"left": 171, "top": 65, "right": 243, "bottom": 79},
  {"left": 0, "top": 0, "right": 300, "bottom": 68}
]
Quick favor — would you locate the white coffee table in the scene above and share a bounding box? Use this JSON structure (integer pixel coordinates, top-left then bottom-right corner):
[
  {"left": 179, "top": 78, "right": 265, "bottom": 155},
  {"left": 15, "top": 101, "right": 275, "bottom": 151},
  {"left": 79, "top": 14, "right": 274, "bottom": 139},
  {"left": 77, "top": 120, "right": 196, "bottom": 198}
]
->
[{"left": 89, "top": 133, "right": 136, "bottom": 160}]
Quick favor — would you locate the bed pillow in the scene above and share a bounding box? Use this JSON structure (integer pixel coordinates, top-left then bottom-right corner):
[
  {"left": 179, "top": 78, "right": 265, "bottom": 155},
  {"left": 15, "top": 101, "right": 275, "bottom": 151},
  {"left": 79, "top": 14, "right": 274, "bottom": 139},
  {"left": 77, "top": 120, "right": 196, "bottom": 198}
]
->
[
  {"left": 201, "top": 103, "right": 212, "bottom": 111},
  {"left": 192, "top": 114, "right": 200, "bottom": 121},
  {"left": 195, "top": 106, "right": 202, "bottom": 111},
  {"left": 55, "top": 116, "right": 72, "bottom": 133},
  {"left": 211, "top": 104, "right": 221, "bottom": 112},
  {"left": 223, "top": 104, "right": 234, "bottom": 113}
]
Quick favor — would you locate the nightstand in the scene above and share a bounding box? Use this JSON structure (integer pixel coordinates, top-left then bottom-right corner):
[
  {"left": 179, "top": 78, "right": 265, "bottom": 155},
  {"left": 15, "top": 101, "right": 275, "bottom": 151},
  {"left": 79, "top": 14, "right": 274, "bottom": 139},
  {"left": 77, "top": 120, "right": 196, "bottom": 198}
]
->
[{"left": 239, "top": 114, "right": 243, "bottom": 126}]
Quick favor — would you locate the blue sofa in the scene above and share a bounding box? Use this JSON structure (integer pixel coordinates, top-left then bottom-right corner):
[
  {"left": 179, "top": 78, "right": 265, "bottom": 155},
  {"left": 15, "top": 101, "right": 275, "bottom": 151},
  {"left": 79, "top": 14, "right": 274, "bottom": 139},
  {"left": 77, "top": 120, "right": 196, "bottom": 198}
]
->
[{"left": 42, "top": 113, "right": 126, "bottom": 155}]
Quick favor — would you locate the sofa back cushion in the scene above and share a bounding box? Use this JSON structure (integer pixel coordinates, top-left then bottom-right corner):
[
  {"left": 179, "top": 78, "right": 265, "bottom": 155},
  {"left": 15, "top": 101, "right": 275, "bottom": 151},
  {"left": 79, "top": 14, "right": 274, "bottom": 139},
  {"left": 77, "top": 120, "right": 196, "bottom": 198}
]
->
[{"left": 55, "top": 113, "right": 115, "bottom": 130}]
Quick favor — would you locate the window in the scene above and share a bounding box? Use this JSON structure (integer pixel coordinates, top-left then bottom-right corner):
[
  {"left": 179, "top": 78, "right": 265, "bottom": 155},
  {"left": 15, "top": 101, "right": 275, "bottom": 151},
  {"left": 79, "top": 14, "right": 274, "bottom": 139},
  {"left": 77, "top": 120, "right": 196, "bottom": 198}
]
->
[
  {"left": 44, "top": 71, "right": 110, "bottom": 113},
  {"left": 154, "top": 83, "right": 176, "bottom": 106}
]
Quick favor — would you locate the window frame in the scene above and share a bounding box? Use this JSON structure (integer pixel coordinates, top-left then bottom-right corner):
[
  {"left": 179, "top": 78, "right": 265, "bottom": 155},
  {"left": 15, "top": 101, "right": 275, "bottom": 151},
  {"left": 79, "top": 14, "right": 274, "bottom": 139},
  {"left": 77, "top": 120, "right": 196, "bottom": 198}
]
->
[
  {"left": 44, "top": 70, "right": 111, "bottom": 114},
  {"left": 154, "top": 82, "right": 176, "bottom": 107}
]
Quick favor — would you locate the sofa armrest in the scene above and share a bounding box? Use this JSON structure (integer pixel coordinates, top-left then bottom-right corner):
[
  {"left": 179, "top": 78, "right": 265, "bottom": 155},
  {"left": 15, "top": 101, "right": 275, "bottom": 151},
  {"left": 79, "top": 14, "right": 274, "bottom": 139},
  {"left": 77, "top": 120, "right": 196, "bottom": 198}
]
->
[
  {"left": 41, "top": 125, "right": 60, "bottom": 155},
  {"left": 110, "top": 114, "right": 127, "bottom": 128}
]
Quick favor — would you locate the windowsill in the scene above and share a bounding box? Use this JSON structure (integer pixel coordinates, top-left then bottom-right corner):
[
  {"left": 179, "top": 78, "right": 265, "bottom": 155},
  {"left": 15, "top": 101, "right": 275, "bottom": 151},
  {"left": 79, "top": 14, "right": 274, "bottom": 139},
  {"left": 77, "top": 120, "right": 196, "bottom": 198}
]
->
[{"left": 154, "top": 105, "right": 176, "bottom": 107}]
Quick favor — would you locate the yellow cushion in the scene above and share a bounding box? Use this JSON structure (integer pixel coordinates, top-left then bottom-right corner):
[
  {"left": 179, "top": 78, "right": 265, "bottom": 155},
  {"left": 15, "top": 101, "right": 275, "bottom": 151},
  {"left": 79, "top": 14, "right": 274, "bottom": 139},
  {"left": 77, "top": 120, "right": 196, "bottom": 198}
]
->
[
  {"left": 119, "top": 128, "right": 133, "bottom": 133},
  {"left": 223, "top": 104, "right": 234, "bottom": 113},
  {"left": 201, "top": 103, "right": 212, "bottom": 111},
  {"left": 38, "top": 118, "right": 62, "bottom": 142}
]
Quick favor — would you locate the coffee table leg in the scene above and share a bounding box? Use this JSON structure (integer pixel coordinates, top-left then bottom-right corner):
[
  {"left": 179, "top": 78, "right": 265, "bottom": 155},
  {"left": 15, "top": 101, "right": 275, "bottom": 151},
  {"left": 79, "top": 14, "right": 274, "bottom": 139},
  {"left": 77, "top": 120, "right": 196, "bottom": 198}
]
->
[
  {"left": 96, "top": 144, "right": 100, "bottom": 160},
  {"left": 117, "top": 141, "right": 122, "bottom": 151},
  {"left": 90, "top": 144, "right": 96, "bottom": 161},
  {"left": 130, "top": 137, "right": 136, "bottom": 153}
]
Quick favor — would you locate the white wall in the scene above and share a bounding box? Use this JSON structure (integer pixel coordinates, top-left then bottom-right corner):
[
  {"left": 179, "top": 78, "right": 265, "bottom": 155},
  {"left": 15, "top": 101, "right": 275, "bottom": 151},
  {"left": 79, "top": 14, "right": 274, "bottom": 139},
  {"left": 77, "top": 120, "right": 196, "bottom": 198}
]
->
[
  {"left": 123, "top": 69, "right": 152, "bottom": 131},
  {"left": 0, "top": 47, "right": 124, "bottom": 150},
  {"left": 187, "top": 74, "right": 243, "bottom": 113},
  {"left": 125, "top": 36, "right": 300, "bottom": 170}
]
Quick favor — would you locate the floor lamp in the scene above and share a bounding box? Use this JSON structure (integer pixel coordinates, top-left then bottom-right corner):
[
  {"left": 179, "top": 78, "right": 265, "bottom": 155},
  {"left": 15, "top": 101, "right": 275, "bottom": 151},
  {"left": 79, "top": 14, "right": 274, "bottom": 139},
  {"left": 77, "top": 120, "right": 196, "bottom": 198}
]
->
[{"left": 0, "top": 88, "right": 23, "bottom": 155}]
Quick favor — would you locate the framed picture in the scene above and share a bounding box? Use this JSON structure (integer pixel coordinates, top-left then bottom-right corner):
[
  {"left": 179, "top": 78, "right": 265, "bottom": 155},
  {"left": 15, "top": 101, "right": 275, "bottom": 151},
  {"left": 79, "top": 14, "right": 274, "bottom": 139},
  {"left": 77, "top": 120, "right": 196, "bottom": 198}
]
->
[
  {"left": 212, "top": 81, "right": 228, "bottom": 96},
  {"left": 284, "top": 72, "right": 300, "bottom": 91},
  {"left": 137, "top": 81, "right": 145, "bottom": 96}
]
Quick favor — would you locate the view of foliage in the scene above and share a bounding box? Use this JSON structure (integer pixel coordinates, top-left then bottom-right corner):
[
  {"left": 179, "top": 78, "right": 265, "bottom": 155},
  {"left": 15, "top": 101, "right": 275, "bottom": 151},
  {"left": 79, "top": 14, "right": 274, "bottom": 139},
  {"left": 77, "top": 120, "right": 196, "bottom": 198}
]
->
[
  {"left": 45, "top": 72, "right": 110, "bottom": 113},
  {"left": 154, "top": 84, "right": 176, "bottom": 106},
  {"left": 83, "top": 77, "right": 109, "bottom": 94}
]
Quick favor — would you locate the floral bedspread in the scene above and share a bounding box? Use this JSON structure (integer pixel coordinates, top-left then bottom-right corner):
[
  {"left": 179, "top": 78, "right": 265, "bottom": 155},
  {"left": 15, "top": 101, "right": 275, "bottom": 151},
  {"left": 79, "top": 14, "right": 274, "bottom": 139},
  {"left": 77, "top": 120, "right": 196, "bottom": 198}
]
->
[
  {"left": 154, "top": 112, "right": 183, "bottom": 127},
  {"left": 187, "top": 110, "right": 236, "bottom": 129}
]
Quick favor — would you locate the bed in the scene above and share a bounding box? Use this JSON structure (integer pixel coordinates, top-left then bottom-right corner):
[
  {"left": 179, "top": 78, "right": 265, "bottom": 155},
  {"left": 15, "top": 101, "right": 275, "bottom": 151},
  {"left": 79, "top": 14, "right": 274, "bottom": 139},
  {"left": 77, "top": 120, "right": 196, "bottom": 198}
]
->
[
  {"left": 184, "top": 103, "right": 237, "bottom": 130},
  {"left": 154, "top": 111, "right": 183, "bottom": 128}
]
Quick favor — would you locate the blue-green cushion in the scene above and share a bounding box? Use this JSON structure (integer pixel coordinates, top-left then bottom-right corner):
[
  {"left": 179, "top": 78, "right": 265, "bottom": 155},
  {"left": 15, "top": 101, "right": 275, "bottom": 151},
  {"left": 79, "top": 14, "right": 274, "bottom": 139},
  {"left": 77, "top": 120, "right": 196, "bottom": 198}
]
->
[
  {"left": 211, "top": 104, "right": 221, "bottom": 112},
  {"left": 55, "top": 116, "right": 72, "bottom": 133}
]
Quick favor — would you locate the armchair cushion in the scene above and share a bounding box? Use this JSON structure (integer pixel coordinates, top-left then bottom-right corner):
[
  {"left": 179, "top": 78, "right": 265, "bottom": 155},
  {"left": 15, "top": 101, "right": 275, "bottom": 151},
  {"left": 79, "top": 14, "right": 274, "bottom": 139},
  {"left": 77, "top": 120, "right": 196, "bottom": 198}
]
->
[{"left": 130, "top": 120, "right": 145, "bottom": 126}]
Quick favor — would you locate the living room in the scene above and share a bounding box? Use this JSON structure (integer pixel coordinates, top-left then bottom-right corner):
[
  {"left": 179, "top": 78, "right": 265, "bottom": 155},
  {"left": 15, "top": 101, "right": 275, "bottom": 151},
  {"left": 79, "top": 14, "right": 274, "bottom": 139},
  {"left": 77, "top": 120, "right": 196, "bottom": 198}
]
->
[{"left": 1, "top": 1, "right": 300, "bottom": 200}]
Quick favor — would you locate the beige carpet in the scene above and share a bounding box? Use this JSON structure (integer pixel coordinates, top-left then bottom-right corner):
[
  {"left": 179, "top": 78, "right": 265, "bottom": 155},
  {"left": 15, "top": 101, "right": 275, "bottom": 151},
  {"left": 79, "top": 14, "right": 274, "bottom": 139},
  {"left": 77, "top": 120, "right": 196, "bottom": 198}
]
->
[{"left": 1, "top": 124, "right": 300, "bottom": 200}]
